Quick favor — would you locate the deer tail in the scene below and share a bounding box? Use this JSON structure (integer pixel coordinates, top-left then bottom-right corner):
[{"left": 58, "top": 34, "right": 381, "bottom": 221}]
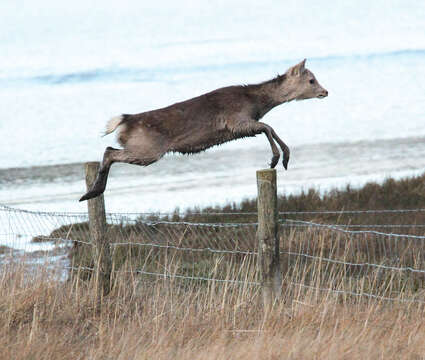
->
[{"left": 103, "top": 114, "right": 129, "bottom": 137}]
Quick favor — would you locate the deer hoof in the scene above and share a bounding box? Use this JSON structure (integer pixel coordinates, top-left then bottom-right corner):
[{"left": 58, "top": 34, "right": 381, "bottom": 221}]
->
[
  {"left": 79, "top": 189, "right": 103, "bottom": 202},
  {"left": 282, "top": 156, "right": 289, "bottom": 170},
  {"left": 270, "top": 154, "right": 279, "bottom": 169}
]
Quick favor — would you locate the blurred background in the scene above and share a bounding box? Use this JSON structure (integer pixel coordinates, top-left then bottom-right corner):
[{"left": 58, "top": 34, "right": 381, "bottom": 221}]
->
[{"left": 0, "top": 0, "right": 424, "bottom": 212}]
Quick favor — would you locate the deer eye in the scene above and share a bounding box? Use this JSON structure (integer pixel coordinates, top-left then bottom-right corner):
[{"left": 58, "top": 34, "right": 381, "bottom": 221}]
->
[{"left": 309, "top": 79, "right": 315, "bottom": 84}]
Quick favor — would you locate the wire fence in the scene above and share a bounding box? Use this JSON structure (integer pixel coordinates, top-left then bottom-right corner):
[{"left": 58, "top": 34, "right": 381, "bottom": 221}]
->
[{"left": 1, "top": 204, "right": 425, "bottom": 304}]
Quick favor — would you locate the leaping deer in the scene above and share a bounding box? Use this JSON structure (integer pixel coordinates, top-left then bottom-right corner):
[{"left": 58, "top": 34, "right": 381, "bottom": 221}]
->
[{"left": 80, "top": 59, "right": 328, "bottom": 202}]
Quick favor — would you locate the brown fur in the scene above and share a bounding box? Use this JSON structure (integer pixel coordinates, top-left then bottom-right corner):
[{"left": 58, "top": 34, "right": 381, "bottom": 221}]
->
[{"left": 80, "top": 59, "right": 328, "bottom": 201}]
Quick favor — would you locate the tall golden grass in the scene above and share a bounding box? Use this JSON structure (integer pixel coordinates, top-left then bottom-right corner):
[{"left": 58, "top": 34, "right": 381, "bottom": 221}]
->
[
  {"left": 3, "top": 173, "right": 425, "bottom": 359},
  {"left": 3, "top": 235, "right": 425, "bottom": 360}
]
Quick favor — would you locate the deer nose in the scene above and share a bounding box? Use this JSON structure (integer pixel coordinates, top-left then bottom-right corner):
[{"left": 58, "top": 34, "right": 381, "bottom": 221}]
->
[{"left": 323, "top": 90, "right": 328, "bottom": 97}]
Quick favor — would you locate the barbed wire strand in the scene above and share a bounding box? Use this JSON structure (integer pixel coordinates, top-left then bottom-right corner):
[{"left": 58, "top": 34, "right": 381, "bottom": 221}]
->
[
  {"left": 285, "top": 219, "right": 425, "bottom": 239},
  {"left": 111, "top": 241, "right": 257, "bottom": 255},
  {"left": 280, "top": 209, "right": 425, "bottom": 215},
  {"left": 3, "top": 203, "right": 425, "bottom": 217},
  {"left": 63, "top": 265, "right": 425, "bottom": 304},
  {"left": 281, "top": 250, "right": 425, "bottom": 273},
  {"left": 282, "top": 223, "right": 425, "bottom": 228},
  {"left": 289, "top": 282, "right": 425, "bottom": 304}
]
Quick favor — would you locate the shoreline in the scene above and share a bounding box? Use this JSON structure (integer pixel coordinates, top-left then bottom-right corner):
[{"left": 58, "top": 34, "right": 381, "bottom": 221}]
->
[{"left": 2, "top": 135, "right": 425, "bottom": 213}]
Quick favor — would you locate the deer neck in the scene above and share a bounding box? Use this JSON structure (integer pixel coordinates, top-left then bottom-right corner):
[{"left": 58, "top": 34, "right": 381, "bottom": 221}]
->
[{"left": 247, "top": 79, "right": 293, "bottom": 120}]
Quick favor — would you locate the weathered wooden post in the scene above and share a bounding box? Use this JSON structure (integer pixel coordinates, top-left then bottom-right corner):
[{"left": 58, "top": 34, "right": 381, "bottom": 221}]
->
[
  {"left": 256, "top": 169, "right": 281, "bottom": 311},
  {"left": 84, "top": 162, "right": 112, "bottom": 299}
]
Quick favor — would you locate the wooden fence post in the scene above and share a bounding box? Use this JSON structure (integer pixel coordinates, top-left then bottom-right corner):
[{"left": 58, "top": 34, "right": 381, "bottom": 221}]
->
[
  {"left": 84, "top": 162, "right": 112, "bottom": 299},
  {"left": 256, "top": 169, "right": 281, "bottom": 311}
]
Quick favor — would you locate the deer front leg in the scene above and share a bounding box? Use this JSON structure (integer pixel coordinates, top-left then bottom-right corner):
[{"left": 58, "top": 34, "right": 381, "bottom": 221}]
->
[
  {"left": 249, "top": 122, "right": 282, "bottom": 169},
  {"left": 269, "top": 128, "right": 290, "bottom": 170}
]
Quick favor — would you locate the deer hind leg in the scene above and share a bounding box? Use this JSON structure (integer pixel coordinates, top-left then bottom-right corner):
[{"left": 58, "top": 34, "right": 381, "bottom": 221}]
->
[{"left": 79, "top": 146, "right": 161, "bottom": 202}]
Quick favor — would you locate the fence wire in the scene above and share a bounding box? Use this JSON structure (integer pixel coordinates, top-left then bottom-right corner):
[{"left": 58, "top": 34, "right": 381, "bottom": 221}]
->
[{"left": 1, "top": 204, "right": 425, "bottom": 304}]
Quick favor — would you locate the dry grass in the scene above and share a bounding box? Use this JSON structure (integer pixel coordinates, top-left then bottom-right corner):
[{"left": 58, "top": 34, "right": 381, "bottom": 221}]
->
[
  {"left": 2, "top": 247, "right": 425, "bottom": 360},
  {"left": 4, "top": 173, "right": 425, "bottom": 359}
]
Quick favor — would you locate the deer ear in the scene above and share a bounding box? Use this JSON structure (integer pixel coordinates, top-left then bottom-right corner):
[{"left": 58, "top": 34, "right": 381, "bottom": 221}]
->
[{"left": 289, "top": 59, "right": 307, "bottom": 76}]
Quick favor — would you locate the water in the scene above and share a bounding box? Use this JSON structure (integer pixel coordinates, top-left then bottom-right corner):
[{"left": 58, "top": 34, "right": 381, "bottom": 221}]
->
[{"left": 1, "top": 0, "right": 425, "bottom": 213}]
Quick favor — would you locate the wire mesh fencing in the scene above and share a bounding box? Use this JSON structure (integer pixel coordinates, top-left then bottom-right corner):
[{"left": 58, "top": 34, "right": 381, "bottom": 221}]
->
[{"left": 1, "top": 204, "right": 425, "bottom": 303}]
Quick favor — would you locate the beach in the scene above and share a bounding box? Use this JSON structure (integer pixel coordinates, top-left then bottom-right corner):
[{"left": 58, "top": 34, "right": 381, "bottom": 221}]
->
[{"left": 1, "top": 0, "right": 424, "bottom": 213}]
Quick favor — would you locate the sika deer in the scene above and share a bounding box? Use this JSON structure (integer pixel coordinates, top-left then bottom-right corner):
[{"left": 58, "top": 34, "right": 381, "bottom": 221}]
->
[{"left": 80, "top": 59, "right": 328, "bottom": 201}]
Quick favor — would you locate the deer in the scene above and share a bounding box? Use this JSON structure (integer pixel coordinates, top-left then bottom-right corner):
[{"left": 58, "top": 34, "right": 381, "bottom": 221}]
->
[{"left": 79, "top": 59, "right": 328, "bottom": 202}]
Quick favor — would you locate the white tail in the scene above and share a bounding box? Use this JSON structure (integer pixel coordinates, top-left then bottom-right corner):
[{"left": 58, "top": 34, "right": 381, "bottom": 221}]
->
[{"left": 103, "top": 115, "right": 124, "bottom": 137}]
